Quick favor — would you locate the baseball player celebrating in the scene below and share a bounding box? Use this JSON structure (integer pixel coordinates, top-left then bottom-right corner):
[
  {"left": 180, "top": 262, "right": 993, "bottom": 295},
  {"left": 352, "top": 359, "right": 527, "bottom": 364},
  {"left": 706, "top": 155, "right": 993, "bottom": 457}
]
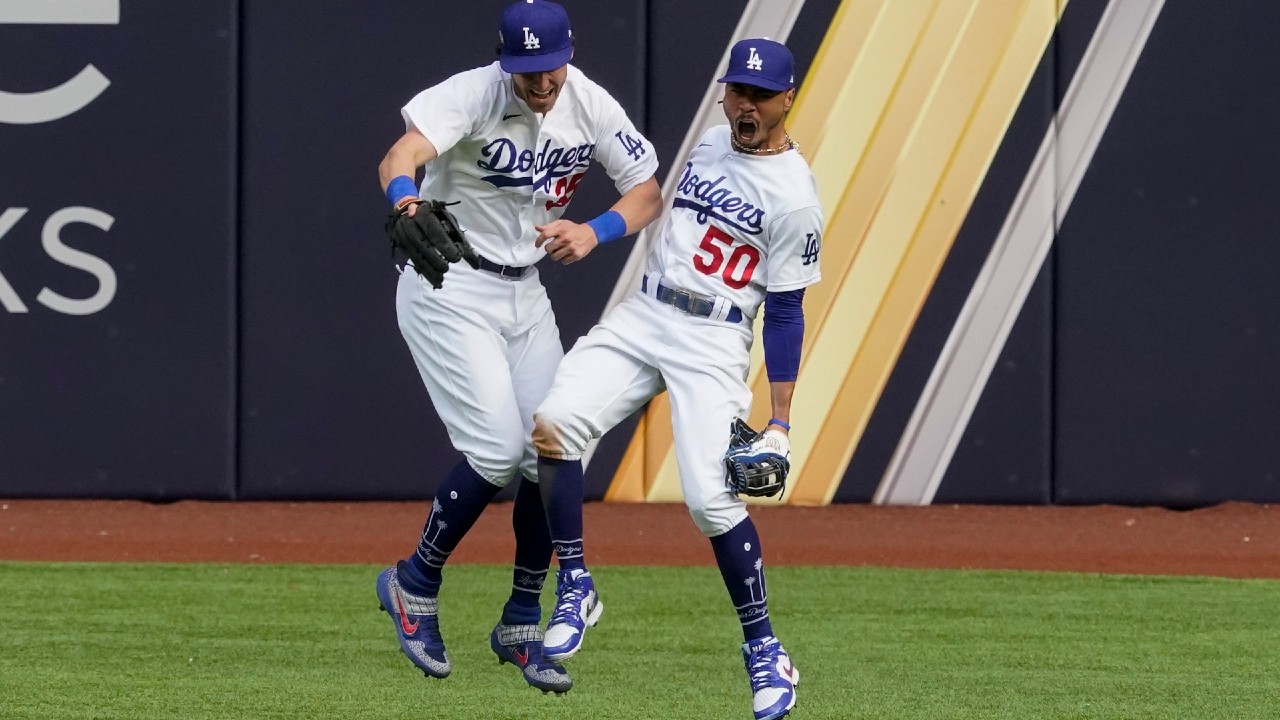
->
[
  {"left": 374, "top": 0, "right": 662, "bottom": 695},
  {"left": 532, "top": 39, "right": 820, "bottom": 719}
]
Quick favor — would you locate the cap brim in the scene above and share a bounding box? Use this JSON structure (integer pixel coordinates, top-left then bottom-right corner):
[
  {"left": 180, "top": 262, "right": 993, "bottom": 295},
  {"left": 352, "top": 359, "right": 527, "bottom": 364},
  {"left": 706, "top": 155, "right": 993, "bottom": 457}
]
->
[
  {"left": 716, "top": 73, "right": 792, "bottom": 92},
  {"left": 501, "top": 45, "right": 573, "bottom": 74}
]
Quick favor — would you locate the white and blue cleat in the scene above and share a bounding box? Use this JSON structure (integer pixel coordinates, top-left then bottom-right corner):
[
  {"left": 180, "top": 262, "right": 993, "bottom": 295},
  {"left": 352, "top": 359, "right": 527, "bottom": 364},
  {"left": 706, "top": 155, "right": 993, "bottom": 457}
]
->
[
  {"left": 542, "top": 568, "right": 602, "bottom": 662},
  {"left": 743, "top": 635, "right": 799, "bottom": 720},
  {"left": 375, "top": 564, "right": 451, "bottom": 679}
]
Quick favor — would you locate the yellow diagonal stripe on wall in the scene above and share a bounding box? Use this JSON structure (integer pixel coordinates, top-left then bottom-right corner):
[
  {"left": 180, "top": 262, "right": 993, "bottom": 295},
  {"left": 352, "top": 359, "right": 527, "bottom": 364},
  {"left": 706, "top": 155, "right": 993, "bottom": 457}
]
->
[
  {"left": 788, "top": 0, "right": 1064, "bottom": 505},
  {"left": 609, "top": 0, "right": 1064, "bottom": 505}
]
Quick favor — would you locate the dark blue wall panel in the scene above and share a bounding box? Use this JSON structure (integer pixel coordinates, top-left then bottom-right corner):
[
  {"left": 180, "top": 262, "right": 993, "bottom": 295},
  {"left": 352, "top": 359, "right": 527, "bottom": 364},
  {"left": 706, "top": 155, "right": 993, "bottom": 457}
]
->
[
  {"left": 0, "top": 3, "right": 237, "bottom": 498},
  {"left": 1054, "top": 0, "right": 1280, "bottom": 505},
  {"left": 936, "top": 266, "right": 1053, "bottom": 504},
  {"left": 645, "top": 0, "right": 747, "bottom": 177}
]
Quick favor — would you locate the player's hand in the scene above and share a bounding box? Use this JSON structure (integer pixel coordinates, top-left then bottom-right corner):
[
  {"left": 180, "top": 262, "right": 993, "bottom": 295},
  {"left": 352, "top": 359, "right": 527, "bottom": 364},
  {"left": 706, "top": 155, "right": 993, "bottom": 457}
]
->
[
  {"left": 535, "top": 220, "right": 598, "bottom": 265},
  {"left": 392, "top": 195, "right": 421, "bottom": 218}
]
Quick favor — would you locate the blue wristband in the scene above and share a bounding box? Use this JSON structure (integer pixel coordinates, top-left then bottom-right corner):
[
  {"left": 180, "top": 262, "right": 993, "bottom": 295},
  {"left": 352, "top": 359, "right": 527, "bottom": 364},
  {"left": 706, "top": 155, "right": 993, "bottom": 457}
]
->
[
  {"left": 768, "top": 418, "right": 790, "bottom": 431},
  {"left": 586, "top": 210, "right": 627, "bottom": 244},
  {"left": 386, "top": 175, "right": 418, "bottom": 207}
]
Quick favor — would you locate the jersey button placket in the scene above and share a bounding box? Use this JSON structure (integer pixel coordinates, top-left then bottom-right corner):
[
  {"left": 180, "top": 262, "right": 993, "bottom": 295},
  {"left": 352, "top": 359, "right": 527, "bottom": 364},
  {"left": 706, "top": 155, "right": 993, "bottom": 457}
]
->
[
  {"left": 525, "top": 122, "right": 547, "bottom": 255},
  {"left": 534, "top": 120, "right": 550, "bottom": 204}
]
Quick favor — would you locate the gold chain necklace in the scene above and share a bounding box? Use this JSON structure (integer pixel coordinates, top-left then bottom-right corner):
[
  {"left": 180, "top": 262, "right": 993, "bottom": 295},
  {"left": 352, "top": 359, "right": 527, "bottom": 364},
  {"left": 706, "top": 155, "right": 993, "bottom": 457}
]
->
[{"left": 731, "top": 132, "right": 798, "bottom": 156}]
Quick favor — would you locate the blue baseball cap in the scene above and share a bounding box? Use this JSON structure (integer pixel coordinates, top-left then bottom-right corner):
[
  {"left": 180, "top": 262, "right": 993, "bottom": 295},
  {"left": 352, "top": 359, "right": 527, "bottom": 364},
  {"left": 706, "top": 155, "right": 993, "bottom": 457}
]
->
[
  {"left": 498, "top": 0, "right": 574, "bottom": 74},
  {"left": 717, "top": 38, "right": 795, "bottom": 92}
]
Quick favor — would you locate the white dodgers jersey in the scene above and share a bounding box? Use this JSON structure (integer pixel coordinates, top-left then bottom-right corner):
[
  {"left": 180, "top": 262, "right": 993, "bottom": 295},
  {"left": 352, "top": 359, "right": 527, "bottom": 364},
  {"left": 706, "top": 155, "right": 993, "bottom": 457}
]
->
[
  {"left": 403, "top": 62, "right": 659, "bottom": 266},
  {"left": 646, "top": 125, "right": 823, "bottom": 319}
]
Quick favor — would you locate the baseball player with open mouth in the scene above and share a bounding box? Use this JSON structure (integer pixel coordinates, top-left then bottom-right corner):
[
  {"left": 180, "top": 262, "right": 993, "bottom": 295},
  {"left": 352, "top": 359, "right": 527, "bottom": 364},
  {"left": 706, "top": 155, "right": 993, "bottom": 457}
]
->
[
  {"left": 373, "top": 0, "right": 662, "bottom": 695},
  {"left": 532, "top": 38, "right": 822, "bottom": 720}
]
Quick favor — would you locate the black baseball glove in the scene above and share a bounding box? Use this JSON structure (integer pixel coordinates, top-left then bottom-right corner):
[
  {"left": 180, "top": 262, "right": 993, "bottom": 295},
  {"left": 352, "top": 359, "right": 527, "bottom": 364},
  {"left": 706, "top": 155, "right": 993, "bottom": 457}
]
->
[
  {"left": 386, "top": 199, "right": 481, "bottom": 289},
  {"left": 723, "top": 418, "right": 791, "bottom": 498}
]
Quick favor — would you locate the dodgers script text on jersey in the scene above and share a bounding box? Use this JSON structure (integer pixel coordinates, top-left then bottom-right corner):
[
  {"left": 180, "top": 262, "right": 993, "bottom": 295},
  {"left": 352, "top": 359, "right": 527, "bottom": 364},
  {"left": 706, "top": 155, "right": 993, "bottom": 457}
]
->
[
  {"left": 403, "top": 62, "right": 658, "bottom": 267},
  {"left": 648, "top": 125, "right": 823, "bottom": 321}
]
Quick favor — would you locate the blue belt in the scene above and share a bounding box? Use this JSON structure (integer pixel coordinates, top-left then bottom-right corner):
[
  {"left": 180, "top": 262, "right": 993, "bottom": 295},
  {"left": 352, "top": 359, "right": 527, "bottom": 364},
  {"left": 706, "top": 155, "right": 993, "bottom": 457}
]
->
[
  {"left": 476, "top": 255, "right": 532, "bottom": 279},
  {"left": 641, "top": 275, "right": 744, "bottom": 324}
]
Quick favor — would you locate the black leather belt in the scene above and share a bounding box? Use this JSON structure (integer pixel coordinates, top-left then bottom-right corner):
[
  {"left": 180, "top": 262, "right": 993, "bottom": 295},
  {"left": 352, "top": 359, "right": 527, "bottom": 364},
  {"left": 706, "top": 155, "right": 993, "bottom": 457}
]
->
[
  {"left": 475, "top": 255, "right": 532, "bottom": 279},
  {"left": 641, "top": 275, "right": 744, "bottom": 323}
]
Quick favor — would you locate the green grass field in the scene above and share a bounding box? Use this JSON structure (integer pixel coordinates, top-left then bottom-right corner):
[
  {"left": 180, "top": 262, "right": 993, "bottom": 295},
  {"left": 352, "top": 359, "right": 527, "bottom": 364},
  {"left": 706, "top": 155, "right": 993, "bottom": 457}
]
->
[{"left": 1, "top": 562, "right": 1276, "bottom": 719}]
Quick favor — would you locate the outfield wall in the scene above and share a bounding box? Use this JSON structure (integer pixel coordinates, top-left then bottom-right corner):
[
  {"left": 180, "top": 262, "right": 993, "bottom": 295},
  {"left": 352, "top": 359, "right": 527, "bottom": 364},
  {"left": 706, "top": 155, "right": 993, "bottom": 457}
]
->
[{"left": 2, "top": 0, "right": 1277, "bottom": 505}]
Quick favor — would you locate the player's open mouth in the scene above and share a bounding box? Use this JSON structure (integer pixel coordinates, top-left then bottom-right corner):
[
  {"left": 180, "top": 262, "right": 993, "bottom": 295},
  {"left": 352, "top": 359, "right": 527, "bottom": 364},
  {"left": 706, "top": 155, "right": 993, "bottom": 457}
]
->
[
  {"left": 735, "top": 118, "right": 758, "bottom": 142},
  {"left": 529, "top": 86, "right": 556, "bottom": 100}
]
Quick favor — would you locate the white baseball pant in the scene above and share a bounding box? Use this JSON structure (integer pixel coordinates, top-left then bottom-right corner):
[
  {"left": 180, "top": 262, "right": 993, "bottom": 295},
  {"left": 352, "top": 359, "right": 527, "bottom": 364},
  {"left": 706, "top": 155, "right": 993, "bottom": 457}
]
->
[
  {"left": 534, "top": 292, "right": 753, "bottom": 535},
  {"left": 397, "top": 263, "right": 563, "bottom": 486}
]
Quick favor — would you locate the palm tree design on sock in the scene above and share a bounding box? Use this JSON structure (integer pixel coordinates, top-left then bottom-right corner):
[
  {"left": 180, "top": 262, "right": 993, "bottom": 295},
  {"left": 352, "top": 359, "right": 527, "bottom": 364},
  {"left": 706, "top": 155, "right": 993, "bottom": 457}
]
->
[
  {"left": 420, "top": 497, "right": 443, "bottom": 540},
  {"left": 743, "top": 558, "right": 767, "bottom": 603},
  {"left": 737, "top": 557, "right": 770, "bottom": 627},
  {"left": 426, "top": 497, "right": 446, "bottom": 539},
  {"left": 416, "top": 497, "right": 449, "bottom": 567},
  {"left": 428, "top": 518, "right": 449, "bottom": 546}
]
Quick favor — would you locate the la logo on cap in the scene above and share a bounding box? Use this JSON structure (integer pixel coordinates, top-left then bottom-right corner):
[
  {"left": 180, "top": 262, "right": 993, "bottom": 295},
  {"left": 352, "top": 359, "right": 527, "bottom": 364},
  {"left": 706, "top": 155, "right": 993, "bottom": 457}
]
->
[
  {"left": 498, "top": 0, "right": 573, "bottom": 74},
  {"left": 717, "top": 38, "right": 795, "bottom": 91}
]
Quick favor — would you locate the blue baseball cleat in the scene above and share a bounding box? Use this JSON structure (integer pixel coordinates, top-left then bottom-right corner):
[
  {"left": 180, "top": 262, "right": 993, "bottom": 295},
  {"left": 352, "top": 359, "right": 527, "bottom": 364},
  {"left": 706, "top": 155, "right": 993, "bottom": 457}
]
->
[
  {"left": 742, "top": 635, "right": 799, "bottom": 720},
  {"left": 491, "top": 623, "right": 573, "bottom": 694},
  {"left": 543, "top": 568, "right": 602, "bottom": 662},
  {"left": 375, "top": 564, "right": 450, "bottom": 679}
]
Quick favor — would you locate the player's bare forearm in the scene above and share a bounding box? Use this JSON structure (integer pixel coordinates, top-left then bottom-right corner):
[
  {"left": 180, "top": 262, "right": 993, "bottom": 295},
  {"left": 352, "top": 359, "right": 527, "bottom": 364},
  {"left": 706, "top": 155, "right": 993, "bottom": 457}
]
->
[
  {"left": 768, "top": 381, "right": 795, "bottom": 433},
  {"left": 379, "top": 128, "right": 439, "bottom": 211},
  {"left": 610, "top": 176, "right": 663, "bottom": 234},
  {"left": 535, "top": 177, "right": 663, "bottom": 264}
]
